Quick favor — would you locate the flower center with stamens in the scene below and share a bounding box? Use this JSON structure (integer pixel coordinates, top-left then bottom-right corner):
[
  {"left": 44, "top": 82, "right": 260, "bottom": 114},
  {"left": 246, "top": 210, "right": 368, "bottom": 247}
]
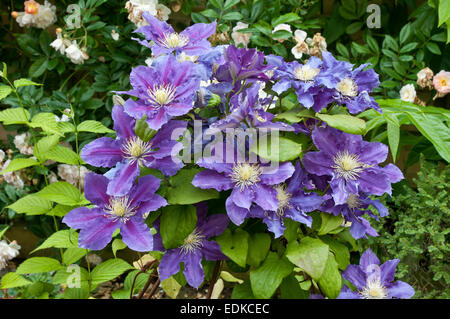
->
[
  {"left": 294, "top": 65, "right": 320, "bottom": 81},
  {"left": 440, "top": 78, "right": 447, "bottom": 87},
  {"left": 160, "top": 32, "right": 189, "bottom": 49},
  {"left": 274, "top": 185, "right": 292, "bottom": 217},
  {"left": 331, "top": 150, "right": 369, "bottom": 181},
  {"left": 104, "top": 196, "right": 136, "bottom": 222},
  {"left": 359, "top": 278, "right": 388, "bottom": 299},
  {"left": 122, "top": 136, "right": 152, "bottom": 166},
  {"left": 346, "top": 194, "right": 362, "bottom": 209},
  {"left": 181, "top": 228, "right": 205, "bottom": 254},
  {"left": 337, "top": 77, "right": 358, "bottom": 97},
  {"left": 147, "top": 83, "right": 177, "bottom": 107},
  {"left": 230, "top": 163, "right": 262, "bottom": 190}
]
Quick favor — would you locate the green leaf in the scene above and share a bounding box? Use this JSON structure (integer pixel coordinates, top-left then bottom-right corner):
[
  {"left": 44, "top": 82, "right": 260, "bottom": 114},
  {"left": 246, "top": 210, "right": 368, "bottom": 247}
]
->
[
  {"left": 29, "top": 58, "right": 48, "bottom": 78},
  {"left": 134, "top": 117, "right": 156, "bottom": 142},
  {"left": 0, "top": 158, "right": 40, "bottom": 174},
  {"left": 36, "top": 182, "right": 82, "bottom": 206},
  {"left": 346, "top": 21, "right": 363, "bottom": 34},
  {"left": 318, "top": 213, "right": 344, "bottom": 235},
  {"left": 318, "top": 252, "right": 342, "bottom": 299},
  {"left": 272, "top": 13, "right": 300, "bottom": 26},
  {"left": 250, "top": 35, "right": 271, "bottom": 47},
  {"left": 0, "top": 225, "right": 9, "bottom": 239},
  {"left": 0, "top": 107, "right": 30, "bottom": 125},
  {"left": 166, "top": 168, "right": 220, "bottom": 205},
  {"left": 246, "top": 233, "right": 271, "bottom": 267},
  {"left": 426, "top": 42, "right": 441, "bottom": 55},
  {"left": 280, "top": 273, "right": 309, "bottom": 299},
  {"left": 0, "top": 272, "right": 32, "bottom": 289},
  {"left": 223, "top": 0, "right": 240, "bottom": 10},
  {"left": 438, "top": 0, "right": 450, "bottom": 26},
  {"left": 34, "top": 135, "right": 60, "bottom": 162},
  {"left": 64, "top": 288, "right": 90, "bottom": 299},
  {"left": 161, "top": 276, "right": 182, "bottom": 299},
  {"left": 63, "top": 248, "right": 87, "bottom": 265},
  {"left": 316, "top": 113, "right": 366, "bottom": 135},
  {"left": 231, "top": 280, "right": 255, "bottom": 299},
  {"left": 250, "top": 252, "right": 293, "bottom": 299},
  {"left": 53, "top": 266, "right": 90, "bottom": 291},
  {"left": 399, "top": 23, "right": 411, "bottom": 44},
  {"left": 46, "top": 145, "right": 81, "bottom": 165},
  {"left": 16, "top": 257, "right": 63, "bottom": 274},
  {"left": 14, "top": 78, "right": 42, "bottom": 88},
  {"left": 159, "top": 205, "right": 197, "bottom": 249},
  {"left": 7, "top": 194, "right": 53, "bottom": 215},
  {"left": 200, "top": 9, "right": 219, "bottom": 18},
  {"left": 216, "top": 228, "right": 249, "bottom": 267},
  {"left": 222, "top": 12, "right": 243, "bottom": 20},
  {"left": 250, "top": 135, "right": 302, "bottom": 162},
  {"left": 30, "top": 113, "right": 62, "bottom": 136},
  {"left": 0, "top": 85, "right": 12, "bottom": 100},
  {"left": 77, "top": 120, "right": 113, "bottom": 133},
  {"left": 1, "top": 62, "right": 7, "bottom": 79},
  {"left": 320, "top": 238, "right": 350, "bottom": 271},
  {"left": 31, "top": 230, "right": 79, "bottom": 253},
  {"left": 385, "top": 113, "right": 400, "bottom": 161},
  {"left": 405, "top": 111, "right": 450, "bottom": 163},
  {"left": 400, "top": 42, "right": 418, "bottom": 53},
  {"left": 285, "top": 237, "right": 329, "bottom": 281},
  {"left": 90, "top": 258, "right": 133, "bottom": 287},
  {"left": 46, "top": 204, "right": 75, "bottom": 217},
  {"left": 112, "top": 238, "right": 127, "bottom": 257}
]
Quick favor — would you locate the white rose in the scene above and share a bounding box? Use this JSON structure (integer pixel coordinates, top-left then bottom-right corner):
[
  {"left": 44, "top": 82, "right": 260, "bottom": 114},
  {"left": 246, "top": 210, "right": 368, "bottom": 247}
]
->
[
  {"left": 65, "top": 42, "right": 86, "bottom": 64},
  {"left": 399, "top": 84, "right": 416, "bottom": 103}
]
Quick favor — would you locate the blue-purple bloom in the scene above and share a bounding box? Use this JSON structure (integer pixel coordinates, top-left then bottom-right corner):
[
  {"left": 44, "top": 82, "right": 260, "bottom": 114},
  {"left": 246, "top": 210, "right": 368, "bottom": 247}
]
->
[
  {"left": 303, "top": 126, "right": 404, "bottom": 205},
  {"left": 153, "top": 203, "right": 229, "bottom": 288},
  {"left": 321, "top": 51, "right": 381, "bottom": 114},
  {"left": 208, "top": 84, "right": 294, "bottom": 132},
  {"left": 192, "top": 143, "right": 295, "bottom": 226},
  {"left": 134, "top": 12, "right": 217, "bottom": 57},
  {"left": 321, "top": 191, "right": 389, "bottom": 239},
  {"left": 338, "top": 248, "right": 415, "bottom": 299},
  {"left": 81, "top": 105, "right": 186, "bottom": 196},
  {"left": 214, "top": 45, "right": 270, "bottom": 95},
  {"left": 63, "top": 173, "right": 167, "bottom": 252},
  {"left": 118, "top": 54, "right": 200, "bottom": 130},
  {"left": 249, "top": 162, "right": 325, "bottom": 238}
]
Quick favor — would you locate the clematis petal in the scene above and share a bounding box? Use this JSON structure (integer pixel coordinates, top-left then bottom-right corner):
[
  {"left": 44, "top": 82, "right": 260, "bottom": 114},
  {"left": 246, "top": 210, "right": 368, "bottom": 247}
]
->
[
  {"left": 81, "top": 137, "right": 123, "bottom": 168},
  {"left": 183, "top": 250, "right": 205, "bottom": 288},
  {"left": 120, "top": 216, "right": 153, "bottom": 252}
]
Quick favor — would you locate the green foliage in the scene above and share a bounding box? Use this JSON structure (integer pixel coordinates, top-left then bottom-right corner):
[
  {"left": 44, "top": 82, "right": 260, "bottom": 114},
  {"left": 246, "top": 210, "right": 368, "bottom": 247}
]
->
[{"left": 367, "top": 158, "right": 449, "bottom": 298}]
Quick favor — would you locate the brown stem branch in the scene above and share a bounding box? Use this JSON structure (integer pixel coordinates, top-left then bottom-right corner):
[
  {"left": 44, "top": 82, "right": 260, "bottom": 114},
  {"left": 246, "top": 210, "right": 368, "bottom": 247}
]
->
[{"left": 206, "top": 261, "right": 221, "bottom": 299}]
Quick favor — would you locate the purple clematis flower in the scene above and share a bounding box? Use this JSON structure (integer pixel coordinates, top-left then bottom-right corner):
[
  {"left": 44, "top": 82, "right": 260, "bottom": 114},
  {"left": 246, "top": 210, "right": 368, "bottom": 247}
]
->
[
  {"left": 321, "top": 191, "right": 389, "bottom": 239},
  {"left": 118, "top": 54, "right": 200, "bottom": 130},
  {"left": 249, "top": 161, "right": 325, "bottom": 238},
  {"left": 63, "top": 173, "right": 167, "bottom": 252},
  {"left": 192, "top": 142, "right": 295, "bottom": 226},
  {"left": 321, "top": 51, "right": 381, "bottom": 114},
  {"left": 214, "top": 45, "right": 270, "bottom": 95},
  {"left": 269, "top": 55, "right": 334, "bottom": 112},
  {"left": 208, "top": 84, "right": 294, "bottom": 132},
  {"left": 302, "top": 126, "right": 404, "bottom": 205},
  {"left": 81, "top": 105, "right": 186, "bottom": 196},
  {"left": 338, "top": 248, "right": 415, "bottom": 299},
  {"left": 154, "top": 203, "right": 229, "bottom": 288},
  {"left": 134, "top": 12, "right": 216, "bottom": 57}
]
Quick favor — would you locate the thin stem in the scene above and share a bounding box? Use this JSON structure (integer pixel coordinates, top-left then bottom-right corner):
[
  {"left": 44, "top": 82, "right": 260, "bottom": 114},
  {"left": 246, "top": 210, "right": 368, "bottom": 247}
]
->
[
  {"left": 146, "top": 279, "right": 160, "bottom": 299},
  {"left": 206, "top": 261, "right": 221, "bottom": 299}
]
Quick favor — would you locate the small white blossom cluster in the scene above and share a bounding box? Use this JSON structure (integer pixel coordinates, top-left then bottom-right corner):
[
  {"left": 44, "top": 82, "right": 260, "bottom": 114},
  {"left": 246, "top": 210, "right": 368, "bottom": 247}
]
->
[
  {"left": 291, "top": 30, "right": 327, "bottom": 59},
  {"left": 57, "top": 164, "right": 90, "bottom": 189},
  {"left": 14, "top": 0, "right": 56, "bottom": 29},
  {"left": 399, "top": 84, "right": 416, "bottom": 103},
  {"left": 54, "top": 108, "right": 71, "bottom": 122},
  {"left": 125, "top": 0, "right": 171, "bottom": 27},
  {"left": 50, "top": 32, "right": 89, "bottom": 65},
  {"left": 0, "top": 240, "right": 21, "bottom": 271},
  {"left": 13, "top": 132, "right": 33, "bottom": 155}
]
